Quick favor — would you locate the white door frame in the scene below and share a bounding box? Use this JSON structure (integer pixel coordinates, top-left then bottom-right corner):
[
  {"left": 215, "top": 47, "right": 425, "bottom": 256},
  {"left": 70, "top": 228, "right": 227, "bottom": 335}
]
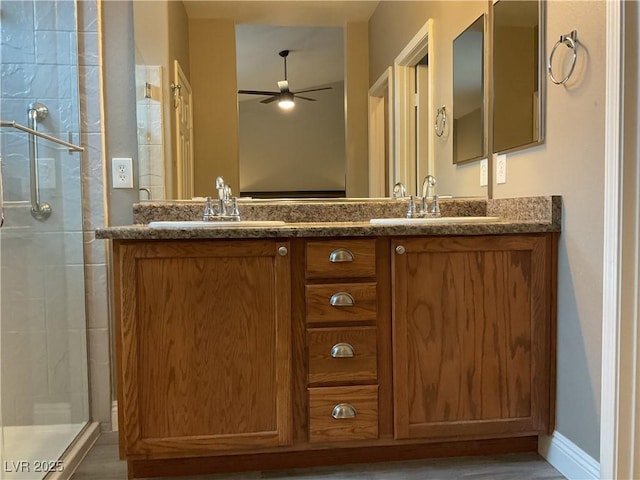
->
[
  {"left": 368, "top": 67, "right": 394, "bottom": 197},
  {"left": 394, "top": 19, "right": 434, "bottom": 196},
  {"left": 601, "top": 1, "right": 639, "bottom": 478},
  {"left": 173, "top": 59, "right": 194, "bottom": 200}
]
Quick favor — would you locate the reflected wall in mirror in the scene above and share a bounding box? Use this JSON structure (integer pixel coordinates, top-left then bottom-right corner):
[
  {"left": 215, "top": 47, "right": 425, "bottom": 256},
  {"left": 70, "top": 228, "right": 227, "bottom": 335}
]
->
[
  {"left": 236, "top": 25, "right": 346, "bottom": 198},
  {"left": 452, "top": 14, "right": 485, "bottom": 164},
  {"left": 493, "top": 0, "right": 544, "bottom": 153},
  {"left": 133, "top": 1, "right": 374, "bottom": 201}
]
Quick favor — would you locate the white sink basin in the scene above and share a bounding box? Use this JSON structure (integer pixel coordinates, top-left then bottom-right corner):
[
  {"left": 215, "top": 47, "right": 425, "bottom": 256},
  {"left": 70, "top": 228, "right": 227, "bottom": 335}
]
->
[
  {"left": 369, "top": 216, "right": 501, "bottom": 225},
  {"left": 148, "top": 220, "right": 286, "bottom": 228}
]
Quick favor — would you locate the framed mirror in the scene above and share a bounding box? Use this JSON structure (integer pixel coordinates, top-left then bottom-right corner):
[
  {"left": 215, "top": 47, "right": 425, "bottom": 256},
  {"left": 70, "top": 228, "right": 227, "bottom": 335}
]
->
[
  {"left": 452, "top": 14, "right": 486, "bottom": 164},
  {"left": 493, "top": 0, "right": 545, "bottom": 153}
]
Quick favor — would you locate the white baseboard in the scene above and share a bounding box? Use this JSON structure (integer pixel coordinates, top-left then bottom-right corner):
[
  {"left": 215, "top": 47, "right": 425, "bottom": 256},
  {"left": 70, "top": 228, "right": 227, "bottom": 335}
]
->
[
  {"left": 111, "top": 400, "right": 118, "bottom": 432},
  {"left": 539, "top": 431, "right": 600, "bottom": 480}
]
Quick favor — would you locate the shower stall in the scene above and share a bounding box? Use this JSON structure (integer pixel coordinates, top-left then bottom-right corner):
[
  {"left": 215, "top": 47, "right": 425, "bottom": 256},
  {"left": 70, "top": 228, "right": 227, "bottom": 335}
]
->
[{"left": 0, "top": 1, "right": 91, "bottom": 478}]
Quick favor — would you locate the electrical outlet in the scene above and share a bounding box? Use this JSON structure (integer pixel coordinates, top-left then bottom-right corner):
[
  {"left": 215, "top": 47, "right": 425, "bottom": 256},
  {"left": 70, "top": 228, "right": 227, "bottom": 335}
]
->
[
  {"left": 496, "top": 154, "right": 507, "bottom": 184},
  {"left": 112, "top": 157, "right": 133, "bottom": 189},
  {"left": 480, "top": 158, "right": 488, "bottom": 187}
]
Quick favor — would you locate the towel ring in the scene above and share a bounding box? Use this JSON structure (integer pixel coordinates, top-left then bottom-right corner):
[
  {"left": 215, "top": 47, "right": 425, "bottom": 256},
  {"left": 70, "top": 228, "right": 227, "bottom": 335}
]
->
[
  {"left": 548, "top": 30, "right": 578, "bottom": 85},
  {"left": 434, "top": 106, "right": 447, "bottom": 137}
]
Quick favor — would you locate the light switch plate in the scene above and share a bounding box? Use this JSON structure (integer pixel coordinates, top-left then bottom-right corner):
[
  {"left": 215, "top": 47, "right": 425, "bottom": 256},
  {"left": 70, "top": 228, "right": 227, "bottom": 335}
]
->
[
  {"left": 480, "top": 159, "right": 488, "bottom": 187},
  {"left": 496, "top": 154, "right": 507, "bottom": 184},
  {"left": 112, "top": 157, "right": 133, "bottom": 189}
]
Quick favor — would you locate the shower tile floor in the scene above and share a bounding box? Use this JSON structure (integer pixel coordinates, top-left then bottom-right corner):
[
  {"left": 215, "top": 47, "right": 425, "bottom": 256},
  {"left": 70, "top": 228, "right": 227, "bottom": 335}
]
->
[
  {"left": 1, "top": 423, "right": 85, "bottom": 480},
  {"left": 71, "top": 433, "right": 567, "bottom": 480}
]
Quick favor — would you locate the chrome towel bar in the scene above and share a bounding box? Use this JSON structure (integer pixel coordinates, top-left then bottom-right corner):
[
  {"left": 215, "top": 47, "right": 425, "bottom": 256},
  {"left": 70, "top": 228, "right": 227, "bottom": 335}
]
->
[
  {"left": 548, "top": 30, "right": 578, "bottom": 85},
  {"left": 0, "top": 120, "right": 84, "bottom": 152}
]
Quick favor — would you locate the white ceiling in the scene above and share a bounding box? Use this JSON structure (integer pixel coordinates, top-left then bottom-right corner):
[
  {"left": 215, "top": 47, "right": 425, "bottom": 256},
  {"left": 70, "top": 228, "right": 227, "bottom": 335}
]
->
[
  {"left": 182, "top": 1, "right": 379, "bottom": 97},
  {"left": 182, "top": 1, "right": 380, "bottom": 25}
]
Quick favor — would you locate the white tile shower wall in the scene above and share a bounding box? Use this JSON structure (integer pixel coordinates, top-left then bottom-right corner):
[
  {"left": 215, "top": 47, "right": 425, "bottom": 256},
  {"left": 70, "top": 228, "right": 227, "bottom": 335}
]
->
[
  {"left": 136, "top": 65, "right": 165, "bottom": 201},
  {"left": 0, "top": 0, "right": 89, "bottom": 426}
]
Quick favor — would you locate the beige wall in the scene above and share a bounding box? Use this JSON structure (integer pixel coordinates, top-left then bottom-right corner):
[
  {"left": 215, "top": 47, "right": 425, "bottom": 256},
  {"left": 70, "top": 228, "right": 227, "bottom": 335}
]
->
[
  {"left": 370, "top": 0, "right": 605, "bottom": 461},
  {"left": 189, "top": 20, "right": 240, "bottom": 196},
  {"left": 345, "top": 22, "right": 370, "bottom": 198},
  {"left": 493, "top": 25, "right": 536, "bottom": 152},
  {"left": 369, "top": 1, "right": 488, "bottom": 198},
  {"left": 493, "top": 0, "right": 605, "bottom": 460},
  {"left": 189, "top": 19, "right": 240, "bottom": 196},
  {"left": 239, "top": 82, "right": 346, "bottom": 194}
]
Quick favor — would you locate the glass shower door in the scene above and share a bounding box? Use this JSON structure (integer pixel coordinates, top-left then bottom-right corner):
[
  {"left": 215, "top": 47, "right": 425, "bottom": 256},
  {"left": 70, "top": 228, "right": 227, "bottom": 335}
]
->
[{"left": 0, "top": 1, "right": 89, "bottom": 478}]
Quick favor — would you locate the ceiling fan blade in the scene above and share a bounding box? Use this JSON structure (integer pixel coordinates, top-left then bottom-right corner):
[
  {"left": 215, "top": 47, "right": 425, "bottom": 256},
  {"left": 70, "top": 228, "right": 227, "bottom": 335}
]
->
[
  {"left": 260, "top": 96, "right": 279, "bottom": 104},
  {"left": 277, "top": 80, "right": 289, "bottom": 93},
  {"left": 294, "top": 86, "right": 333, "bottom": 95},
  {"left": 295, "top": 95, "right": 317, "bottom": 102},
  {"left": 238, "top": 90, "right": 279, "bottom": 96}
]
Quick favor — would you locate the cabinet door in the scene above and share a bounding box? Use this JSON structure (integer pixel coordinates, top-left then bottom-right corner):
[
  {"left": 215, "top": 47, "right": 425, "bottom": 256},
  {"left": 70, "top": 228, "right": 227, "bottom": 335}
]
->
[
  {"left": 392, "top": 235, "right": 552, "bottom": 440},
  {"left": 116, "top": 240, "right": 291, "bottom": 457}
]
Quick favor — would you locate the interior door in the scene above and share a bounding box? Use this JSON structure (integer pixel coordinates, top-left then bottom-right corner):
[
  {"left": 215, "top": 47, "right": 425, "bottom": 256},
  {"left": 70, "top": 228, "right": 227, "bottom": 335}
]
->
[{"left": 174, "top": 60, "right": 194, "bottom": 200}]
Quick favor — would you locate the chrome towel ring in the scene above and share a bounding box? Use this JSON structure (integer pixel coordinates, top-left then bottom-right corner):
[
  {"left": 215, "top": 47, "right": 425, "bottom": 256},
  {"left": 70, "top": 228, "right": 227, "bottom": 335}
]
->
[
  {"left": 548, "top": 30, "right": 578, "bottom": 85},
  {"left": 434, "top": 106, "right": 447, "bottom": 137}
]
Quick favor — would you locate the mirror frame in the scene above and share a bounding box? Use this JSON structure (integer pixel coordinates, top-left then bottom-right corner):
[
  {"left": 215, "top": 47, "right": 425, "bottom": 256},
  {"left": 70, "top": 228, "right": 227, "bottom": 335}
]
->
[
  {"left": 452, "top": 14, "right": 487, "bottom": 165},
  {"left": 492, "top": 0, "right": 546, "bottom": 155}
]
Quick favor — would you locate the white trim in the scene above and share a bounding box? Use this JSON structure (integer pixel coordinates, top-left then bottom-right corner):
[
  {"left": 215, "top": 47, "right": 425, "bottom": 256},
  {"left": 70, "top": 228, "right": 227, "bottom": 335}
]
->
[
  {"left": 44, "top": 422, "right": 100, "bottom": 480},
  {"left": 368, "top": 67, "right": 394, "bottom": 197},
  {"left": 600, "top": 1, "right": 630, "bottom": 479},
  {"left": 539, "top": 431, "right": 600, "bottom": 480},
  {"left": 394, "top": 19, "right": 433, "bottom": 196},
  {"left": 111, "top": 400, "right": 118, "bottom": 431}
]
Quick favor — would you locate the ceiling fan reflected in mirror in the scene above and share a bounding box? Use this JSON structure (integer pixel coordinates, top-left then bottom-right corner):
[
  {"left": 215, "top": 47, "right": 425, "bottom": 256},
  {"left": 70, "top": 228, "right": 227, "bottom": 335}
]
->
[{"left": 238, "top": 50, "right": 332, "bottom": 110}]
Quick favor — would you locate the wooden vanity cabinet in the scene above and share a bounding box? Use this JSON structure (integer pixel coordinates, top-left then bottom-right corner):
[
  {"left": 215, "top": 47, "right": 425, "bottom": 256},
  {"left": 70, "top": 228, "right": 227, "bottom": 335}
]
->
[
  {"left": 111, "top": 233, "right": 556, "bottom": 477},
  {"left": 391, "top": 235, "right": 557, "bottom": 440},
  {"left": 114, "top": 239, "right": 292, "bottom": 458}
]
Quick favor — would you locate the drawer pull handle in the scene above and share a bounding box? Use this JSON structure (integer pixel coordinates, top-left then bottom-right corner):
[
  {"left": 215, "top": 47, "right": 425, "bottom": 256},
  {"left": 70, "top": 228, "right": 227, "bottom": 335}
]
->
[
  {"left": 330, "top": 342, "right": 355, "bottom": 358},
  {"left": 332, "top": 403, "right": 357, "bottom": 419},
  {"left": 330, "top": 292, "right": 355, "bottom": 307},
  {"left": 329, "top": 248, "right": 354, "bottom": 263}
]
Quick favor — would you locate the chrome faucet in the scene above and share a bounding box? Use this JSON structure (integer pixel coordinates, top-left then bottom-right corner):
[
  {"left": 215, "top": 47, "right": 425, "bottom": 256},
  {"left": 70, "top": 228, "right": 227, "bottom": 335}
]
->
[
  {"left": 392, "top": 182, "right": 406, "bottom": 199},
  {"left": 405, "top": 175, "right": 440, "bottom": 218},
  {"left": 203, "top": 176, "right": 240, "bottom": 221}
]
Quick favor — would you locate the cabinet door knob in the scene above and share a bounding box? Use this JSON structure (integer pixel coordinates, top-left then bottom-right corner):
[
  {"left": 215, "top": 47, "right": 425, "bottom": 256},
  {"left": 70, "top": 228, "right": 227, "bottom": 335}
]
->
[
  {"left": 395, "top": 245, "right": 406, "bottom": 255},
  {"left": 332, "top": 403, "right": 357, "bottom": 419},
  {"left": 330, "top": 342, "right": 355, "bottom": 358},
  {"left": 330, "top": 292, "right": 355, "bottom": 307},
  {"left": 278, "top": 246, "right": 288, "bottom": 256},
  {"left": 329, "top": 248, "right": 354, "bottom": 263}
]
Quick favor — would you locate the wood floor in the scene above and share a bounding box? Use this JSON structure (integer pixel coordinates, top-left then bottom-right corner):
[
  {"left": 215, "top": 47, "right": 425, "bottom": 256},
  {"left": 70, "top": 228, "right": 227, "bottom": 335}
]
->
[{"left": 71, "top": 433, "right": 566, "bottom": 480}]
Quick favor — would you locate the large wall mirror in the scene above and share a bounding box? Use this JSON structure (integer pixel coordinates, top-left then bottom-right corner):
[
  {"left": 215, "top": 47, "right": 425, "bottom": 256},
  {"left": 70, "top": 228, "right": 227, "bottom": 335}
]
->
[
  {"left": 452, "top": 14, "right": 485, "bottom": 164},
  {"left": 493, "top": 0, "right": 545, "bottom": 154},
  {"left": 130, "top": 1, "right": 545, "bottom": 202}
]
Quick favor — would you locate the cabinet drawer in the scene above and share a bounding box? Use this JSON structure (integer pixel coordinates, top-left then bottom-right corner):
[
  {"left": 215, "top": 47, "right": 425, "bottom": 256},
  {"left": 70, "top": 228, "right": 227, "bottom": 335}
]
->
[
  {"left": 308, "top": 385, "right": 378, "bottom": 443},
  {"left": 306, "top": 239, "right": 376, "bottom": 279},
  {"left": 306, "top": 283, "right": 377, "bottom": 324},
  {"left": 307, "top": 327, "right": 377, "bottom": 385}
]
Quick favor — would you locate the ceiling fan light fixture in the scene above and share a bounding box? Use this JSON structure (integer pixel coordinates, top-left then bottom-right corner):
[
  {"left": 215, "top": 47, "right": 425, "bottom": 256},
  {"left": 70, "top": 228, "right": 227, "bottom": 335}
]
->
[{"left": 278, "top": 91, "right": 295, "bottom": 110}]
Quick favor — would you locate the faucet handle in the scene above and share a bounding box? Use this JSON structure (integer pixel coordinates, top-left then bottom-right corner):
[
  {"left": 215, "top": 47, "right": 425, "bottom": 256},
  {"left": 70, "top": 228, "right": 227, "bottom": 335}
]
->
[
  {"left": 203, "top": 196, "right": 216, "bottom": 221},
  {"left": 229, "top": 197, "right": 240, "bottom": 220}
]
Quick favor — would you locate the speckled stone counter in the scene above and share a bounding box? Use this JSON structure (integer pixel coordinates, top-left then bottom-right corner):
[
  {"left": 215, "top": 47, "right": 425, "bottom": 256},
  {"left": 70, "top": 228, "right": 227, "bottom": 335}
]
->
[
  {"left": 96, "top": 196, "right": 561, "bottom": 240},
  {"left": 131, "top": 197, "right": 487, "bottom": 224}
]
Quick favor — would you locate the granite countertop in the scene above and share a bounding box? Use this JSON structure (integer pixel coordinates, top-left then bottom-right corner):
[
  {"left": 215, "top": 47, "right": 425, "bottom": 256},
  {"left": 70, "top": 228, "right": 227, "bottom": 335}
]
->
[{"left": 95, "top": 196, "right": 561, "bottom": 240}]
